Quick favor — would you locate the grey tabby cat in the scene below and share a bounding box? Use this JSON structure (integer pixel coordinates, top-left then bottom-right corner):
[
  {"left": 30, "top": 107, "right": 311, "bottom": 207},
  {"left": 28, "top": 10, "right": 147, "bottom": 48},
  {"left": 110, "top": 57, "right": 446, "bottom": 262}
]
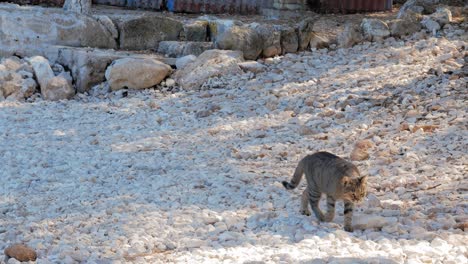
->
[{"left": 282, "top": 151, "right": 367, "bottom": 232}]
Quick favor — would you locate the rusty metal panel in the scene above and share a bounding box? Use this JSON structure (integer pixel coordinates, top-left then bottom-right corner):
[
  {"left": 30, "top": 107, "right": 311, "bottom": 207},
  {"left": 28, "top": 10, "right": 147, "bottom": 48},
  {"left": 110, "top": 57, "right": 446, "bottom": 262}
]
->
[
  {"left": 92, "top": 0, "right": 164, "bottom": 10},
  {"left": 0, "top": 0, "right": 64, "bottom": 6},
  {"left": 167, "top": 0, "right": 273, "bottom": 14},
  {"left": 324, "top": 0, "right": 392, "bottom": 13}
]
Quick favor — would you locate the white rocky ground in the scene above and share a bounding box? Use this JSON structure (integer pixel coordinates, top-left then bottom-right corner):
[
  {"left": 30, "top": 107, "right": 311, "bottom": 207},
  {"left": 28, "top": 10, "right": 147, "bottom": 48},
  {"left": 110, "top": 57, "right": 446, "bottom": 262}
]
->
[{"left": 1, "top": 23, "right": 467, "bottom": 263}]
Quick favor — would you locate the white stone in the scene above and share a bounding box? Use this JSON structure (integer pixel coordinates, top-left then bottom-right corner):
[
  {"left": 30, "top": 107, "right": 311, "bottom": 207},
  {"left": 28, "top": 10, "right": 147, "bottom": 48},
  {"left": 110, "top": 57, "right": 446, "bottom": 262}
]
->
[
  {"left": 42, "top": 76, "right": 75, "bottom": 101},
  {"left": 165, "top": 78, "right": 176, "bottom": 87},
  {"left": 238, "top": 61, "right": 266, "bottom": 73},
  {"left": 174, "top": 49, "right": 244, "bottom": 89},
  {"left": 29, "top": 56, "right": 55, "bottom": 90},
  {"left": 353, "top": 215, "right": 398, "bottom": 230}
]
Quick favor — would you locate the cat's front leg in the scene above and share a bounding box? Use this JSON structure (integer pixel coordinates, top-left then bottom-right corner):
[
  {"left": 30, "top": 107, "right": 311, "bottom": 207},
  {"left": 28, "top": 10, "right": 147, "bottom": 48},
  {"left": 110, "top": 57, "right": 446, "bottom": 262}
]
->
[
  {"left": 344, "top": 201, "right": 354, "bottom": 232},
  {"left": 324, "top": 195, "right": 336, "bottom": 222}
]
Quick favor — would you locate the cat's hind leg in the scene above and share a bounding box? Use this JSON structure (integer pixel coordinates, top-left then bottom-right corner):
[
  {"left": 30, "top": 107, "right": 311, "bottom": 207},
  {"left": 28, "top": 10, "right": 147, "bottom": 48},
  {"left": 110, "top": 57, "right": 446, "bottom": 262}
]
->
[
  {"left": 308, "top": 189, "right": 325, "bottom": 222},
  {"left": 324, "top": 195, "right": 336, "bottom": 222},
  {"left": 300, "top": 189, "right": 311, "bottom": 216}
]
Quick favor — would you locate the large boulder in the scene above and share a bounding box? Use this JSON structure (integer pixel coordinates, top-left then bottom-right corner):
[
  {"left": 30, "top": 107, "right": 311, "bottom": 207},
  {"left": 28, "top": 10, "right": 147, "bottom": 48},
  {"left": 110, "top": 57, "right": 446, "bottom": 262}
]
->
[
  {"left": 205, "top": 18, "right": 240, "bottom": 42},
  {"left": 361, "top": 19, "right": 391, "bottom": 41},
  {"left": 309, "top": 32, "right": 329, "bottom": 49},
  {"left": 215, "top": 25, "right": 262, "bottom": 60},
  {"left": 29, "top": 56, "right": 55, "bottom": 90},
  {"left": 397, "top": 0, "right": 440, "bottom": 18},
  {"left": 251, "top": 23, "right": 282, "bottom": 58},
  {"left": 95, "top": 15, "right": 119, "bottom": 40},
  {"left": 297, "top": 18, "right": 316, "bottom": 50},
  {"left": 430, "top": 6, "right": 452, "bottom": 26},
  {"left": 42, "top": 75, "right": 75, "bottom": 101},
  {"left": 116, "top": 15, "right": 183, "bottom": 50},
  {"left": 337, "top": 23, "right": 363, "bottom": 48},
  {"left": 280, "top": 26, "right": 299, "bottom": 54},
  {"left": 174, "top": 49, "right": 244, "bottom": 90},
  {"left": 4, "top": 244, "right": 37, "bottom": 262},
  {"left": 389, "top": 11, "right": 423, "bottom": 37},
  {"left": 105, "top": 58, "right": 172, "bottom": 91},
  {"left": 0, "top": 4, "right": 117, "bottom": 51},
  {"left": 183, "top": 20, "right": 208, "bottom": 42}
]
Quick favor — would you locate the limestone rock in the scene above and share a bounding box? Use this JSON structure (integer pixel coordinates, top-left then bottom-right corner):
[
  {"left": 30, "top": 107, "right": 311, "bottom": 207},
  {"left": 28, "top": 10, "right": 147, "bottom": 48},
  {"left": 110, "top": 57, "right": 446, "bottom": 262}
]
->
[
  {"left": 95, "top": 15, "right": 119, "bottom": 40},
  {"left": 1, "top": 57, "right": 22, "bottom": 71},
  {"left": 53, "top": 46, "right": 174, "bottom": 93},
  {"left": 29, "top": 56, "right": 55, "bottom": 90},
  {"left": 350, "top": 139, "right": 374, "bottom": 161},
  {"left": 309, "top": 32, "right": 329, "bottom": 49},
  {"left": 204, "top": 18, "right": 240, "bottom": 42},
  {"left": 421, "top": 16, "right": 441, "bottom": 33},
  {"left": 176, "top": 55, "right": 197, "bottom": 70},
  {"left": 117, "top": 15, "right": 183, "bottom": 50},
  {"left": 0, "top": 72, "right": 23, "bottom": 98},
  {"left": 0, "top": 5, "right": 117, "bottom": 50},
  {"left": 238, "top": 61, "right": 267, "bottom": 73},
  {"left": 42, "top": 76, "right": 75, "bottom": 100},
  {"left": 63, "top": 0, "right": 91, "bottom": 14},
  {"left": 174, "top": 49, "right": 244, "bottom": 90},
  {"left": 252, "top": 23, "right": 282, "bottom": 58},
  {"left": 215, "top": 25, "right": 262, "bottom": 60},
  {"left": 4, "top": 244, "right": 37, "bottom": 262},
  {"left": 337, "top": 23, "right": 363, "bottom": 48},
  {"left": 105, "top": 58, "right": 172, "bottom": 91},
  {"left": 397, "top": 0, "right": 440, "bottom": 19},
  {"left": 353, "top": 215, "right": 398, "bottom": 230},
  {"left": 184, "top": 20, "right": 208, "bottom": 42},
  {"left": 280, "top": 26, "right": 299, "bottom": 54},
  {"left": 361, "top": 19, "right": 390, "bottom": 41},
  {"left": 430, "top": 7, "right": 452, "bottom": 26},
  {"left": 18, "top": 78, "right": 38, "bottom": 99},
  {"left": 157, "top": 41, "right": 185, "bottom": 57},
  {"left": 158, "top": 41, "right": 213, "bottom": 57},
  {"left": 297, "top": 18, "right": 316, "bottom": 50},
  {"left": 389, "top": 19, "right": 422, "bottom": 37}
]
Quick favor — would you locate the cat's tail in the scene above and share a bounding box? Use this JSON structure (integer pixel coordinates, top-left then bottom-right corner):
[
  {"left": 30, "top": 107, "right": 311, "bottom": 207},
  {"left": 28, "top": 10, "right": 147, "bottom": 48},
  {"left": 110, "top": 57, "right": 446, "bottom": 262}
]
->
[{"left": 282, "top": 158, "right": 305, "bottom": 190}]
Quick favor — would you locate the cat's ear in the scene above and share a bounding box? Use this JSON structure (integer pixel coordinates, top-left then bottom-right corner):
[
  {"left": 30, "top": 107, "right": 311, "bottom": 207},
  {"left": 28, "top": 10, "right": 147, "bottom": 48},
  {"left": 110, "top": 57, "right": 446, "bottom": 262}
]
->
[
  {"left": 342, "top": 176, "right": 352, "bottom": 186},
  {"left": 359, "top": 176, "right": 368, "bottom": 184}
]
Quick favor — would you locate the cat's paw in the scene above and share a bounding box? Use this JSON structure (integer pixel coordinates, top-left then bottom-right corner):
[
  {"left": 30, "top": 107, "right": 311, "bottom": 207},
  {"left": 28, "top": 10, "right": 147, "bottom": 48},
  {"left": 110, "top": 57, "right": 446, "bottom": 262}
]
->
[
  {"left": 344, "top": 226, "right": 354, "bottom": 232},
  {"left": 300, "top": 210, "right": 311, "bottom": 216}
]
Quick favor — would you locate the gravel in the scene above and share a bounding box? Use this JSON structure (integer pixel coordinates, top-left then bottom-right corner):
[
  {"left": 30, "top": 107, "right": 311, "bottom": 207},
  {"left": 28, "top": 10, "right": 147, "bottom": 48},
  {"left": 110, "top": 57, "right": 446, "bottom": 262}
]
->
[{"left": 1, "top": 22, "right": 467, "bottom": 263}]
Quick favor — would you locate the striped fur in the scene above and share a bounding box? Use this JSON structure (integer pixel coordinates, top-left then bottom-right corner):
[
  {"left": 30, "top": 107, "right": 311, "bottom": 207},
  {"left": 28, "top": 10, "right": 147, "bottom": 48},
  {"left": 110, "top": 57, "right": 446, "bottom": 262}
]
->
[{"left": 282, "top": 152, "right": 367, "bottom": 232}]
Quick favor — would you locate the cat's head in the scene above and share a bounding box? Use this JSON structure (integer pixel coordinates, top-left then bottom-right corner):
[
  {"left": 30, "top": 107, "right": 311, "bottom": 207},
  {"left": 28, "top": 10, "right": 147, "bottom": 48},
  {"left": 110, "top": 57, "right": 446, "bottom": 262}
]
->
[{"left": 342, "top": 176, "right": 367, "bottom": 203}]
